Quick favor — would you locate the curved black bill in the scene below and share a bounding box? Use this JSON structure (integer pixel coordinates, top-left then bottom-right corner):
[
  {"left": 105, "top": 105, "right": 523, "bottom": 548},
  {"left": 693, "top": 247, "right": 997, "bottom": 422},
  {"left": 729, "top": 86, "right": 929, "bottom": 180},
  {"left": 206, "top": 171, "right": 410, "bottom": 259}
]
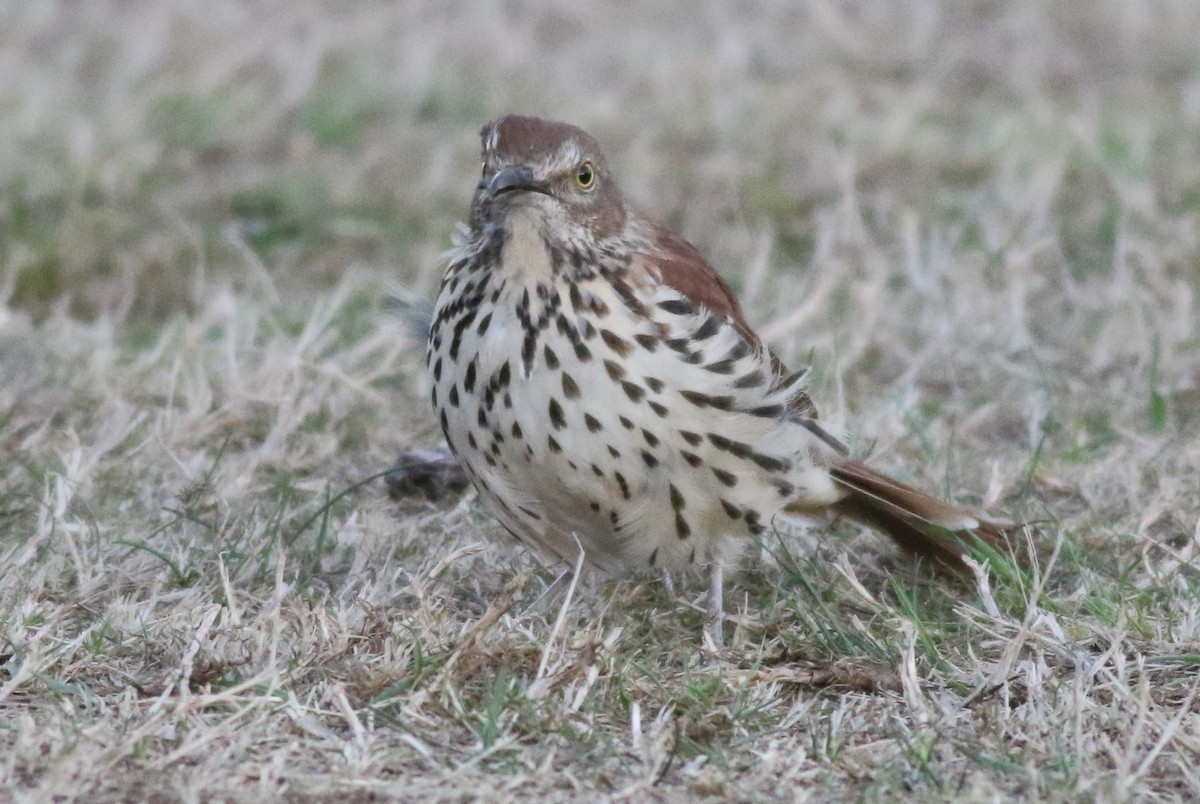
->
[{"left": 488, "top": 164, "right": 547, "bottom": 197}]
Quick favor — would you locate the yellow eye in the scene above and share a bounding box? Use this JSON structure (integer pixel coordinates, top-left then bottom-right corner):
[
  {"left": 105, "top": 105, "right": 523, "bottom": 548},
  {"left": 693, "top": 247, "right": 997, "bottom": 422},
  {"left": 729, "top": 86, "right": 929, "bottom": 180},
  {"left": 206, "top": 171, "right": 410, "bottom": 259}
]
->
[{"left": 575, "top": 161, "right": 596, "bottom": 189}]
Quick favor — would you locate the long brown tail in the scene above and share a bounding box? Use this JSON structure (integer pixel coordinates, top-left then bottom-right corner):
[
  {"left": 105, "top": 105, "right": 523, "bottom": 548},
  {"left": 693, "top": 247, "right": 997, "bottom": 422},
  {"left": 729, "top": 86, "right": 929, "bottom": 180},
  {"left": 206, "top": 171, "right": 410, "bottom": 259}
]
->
[{"left": 818, "top": 460, "right": 1010, "bottom": 570}]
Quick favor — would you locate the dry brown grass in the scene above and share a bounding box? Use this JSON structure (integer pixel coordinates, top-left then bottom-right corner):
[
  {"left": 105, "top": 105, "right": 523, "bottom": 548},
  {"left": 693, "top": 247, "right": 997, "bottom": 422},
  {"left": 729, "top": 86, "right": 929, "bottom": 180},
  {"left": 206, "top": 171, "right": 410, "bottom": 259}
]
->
[{"left": 3, "top": 0, "right": 1200, "bottom": 800}]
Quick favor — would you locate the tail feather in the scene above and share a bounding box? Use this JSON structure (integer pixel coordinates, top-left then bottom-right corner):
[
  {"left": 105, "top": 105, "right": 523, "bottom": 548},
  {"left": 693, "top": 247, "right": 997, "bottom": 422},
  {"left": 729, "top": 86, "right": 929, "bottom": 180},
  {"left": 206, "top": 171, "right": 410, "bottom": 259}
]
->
[{"left": 819, "top": 460, "right": 1010, "bottom": 570}]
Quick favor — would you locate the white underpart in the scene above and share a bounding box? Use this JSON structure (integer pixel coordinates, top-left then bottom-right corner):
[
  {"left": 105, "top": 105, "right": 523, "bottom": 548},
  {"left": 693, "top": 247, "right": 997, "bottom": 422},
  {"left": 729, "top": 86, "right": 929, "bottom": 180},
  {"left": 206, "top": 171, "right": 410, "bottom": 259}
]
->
[{"left": 431, "top": 208, "right": 845, "bottom": 578}]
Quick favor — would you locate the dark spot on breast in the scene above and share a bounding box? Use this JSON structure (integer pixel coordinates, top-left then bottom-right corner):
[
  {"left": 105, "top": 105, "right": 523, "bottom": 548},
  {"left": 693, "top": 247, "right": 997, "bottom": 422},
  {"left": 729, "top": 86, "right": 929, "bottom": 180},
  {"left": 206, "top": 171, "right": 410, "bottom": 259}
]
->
[
  {"left": 734, "top": 370, "right": 765, "bottom": 389},
  {"left": 548, "top": 398, "right": 566, "bottom": 430},
  {"left": 562, "top": 373, "right": 581, "bottom": 399},
  {"left": 612, "top": 277, "right": 646, "bottom": 316},
  {"left": 682, "top": 391, "right": 735, "bottom": 410},
  {"left": 641, "top": 450, "right": 658, "bottom": 468},
  {"left": 591, "top": 463, "right": 604, "bottom": 477},
  {"left": 675, "top": 514, "right": 691, "bottom": 539},
  {"left": 621, "top": 381, "right": 646, "bottom": 403},
  {"left": 607, "top": 445, "right": 620, "bottom": 458},
  {"left": 547, "top": 435, "right": 562, "bottom": 453},
  {"left": 619, "top": 416, "right": 635, "bottom": 430},
  {"left": 584, "top": 413, "right": 603, "bottom": 432},
  {"left": 705, "top": 434, "right": 744, "bottom": 453},
  {"left": 634, "top": 334, "right": 659, "bottom": 352},
  {"left": 614, "top": 471, "right": 630, "bottom": 499},
  {"left": 691, "top": 317, "right": 721, "bottom": 341},
  {"left": 665, "top": 338, "right": 691, "bottom": 354},
  {"left": 643, "top": 376, "right": 664, "bottom": 393},
  {"left": 642, "top": 429, "right": 660, "bottom": 447},
  {"left": 476, "top": 312, "right": 492, "bottom": 336},
  {"left": 712, "top": 467, "right": 738, "bottom": 486},
  {"left": 681, "top": 451, "right": 702, "bottom": 467},
  {"left": 511, "top": 421, "right": 524, "bottom": 439},
  {"left": 725, "top": 340, "right": 752, "bottom": 362},
  {"left": 747, "top": 404, "right": 786, "bottom": 419},
  {"left": 600, "top": 329, "right": 632, "bottom": 357},
  {"left": 433, "top": 357, "right": 443, "bottom": 382},
  {"left": 590, "top": 500, "right": 601, "bottom": 512},
  {"left": 543, "top": 345, "right": 560, "bottom": 369},
  {"left": 720, "top": 499, "right": 741, "bottom": 518},
  {"left": 448, "top": 385, "right": 460, "bottom": 407},
  {"left": 668, "top": 484, "right": 685, "bottom": 512},
  {"left": 463, "top": 360, "right": 477, "bottom": 392},
  {"left": 522, "top": 333, "right": 538, "bottom": 374},
  {"left": 603, "top": 359, "right": 626, "bottom": 381},
  {"left": 648, "top": 547, "right": 659, "bottom": 567},
  {"left": 657, "top": 298, "right": 695, "bottom": 315},
  {"left": 703, "top": 358, "right": 737, "bottom": 374},
  {"left": 449, "top": 316, "right": 474, "bottom": 360},
  {"left": 648, "top": 401, "right": 669, "bottom": 417},
  {"left": 680, "top": 430, "right": 703, "bottom": 446},
  {"left": 753, "top": 452, "right": 790, "bottom": 472}
]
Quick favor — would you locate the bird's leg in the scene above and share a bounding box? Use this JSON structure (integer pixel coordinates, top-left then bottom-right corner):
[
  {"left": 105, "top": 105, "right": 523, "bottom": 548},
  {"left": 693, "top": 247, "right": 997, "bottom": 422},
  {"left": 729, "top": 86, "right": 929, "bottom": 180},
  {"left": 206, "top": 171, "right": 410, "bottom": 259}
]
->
[
  {"left": 526, "top": 535, "right": 588, "bottom": 617},
  {"left": 524, "top": 566, "right": 574, "bottom": 615},
  {"left": 707, "top": 561, "right": 725, "bottom": 649}
]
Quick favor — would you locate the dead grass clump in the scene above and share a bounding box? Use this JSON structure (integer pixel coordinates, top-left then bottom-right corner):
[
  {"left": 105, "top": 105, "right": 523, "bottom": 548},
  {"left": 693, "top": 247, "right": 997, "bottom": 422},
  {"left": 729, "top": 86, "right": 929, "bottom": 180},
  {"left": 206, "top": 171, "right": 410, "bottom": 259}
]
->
[{"left": 4, "top": 0, "right": 1200, "bottom": 799}]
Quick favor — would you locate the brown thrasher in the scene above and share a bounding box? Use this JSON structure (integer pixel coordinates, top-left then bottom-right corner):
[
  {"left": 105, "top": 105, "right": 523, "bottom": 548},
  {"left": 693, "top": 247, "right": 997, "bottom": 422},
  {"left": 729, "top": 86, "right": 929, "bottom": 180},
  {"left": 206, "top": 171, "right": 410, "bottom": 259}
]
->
[{"left": 426, "top": 115, "right": 1006, "bottom": 644}]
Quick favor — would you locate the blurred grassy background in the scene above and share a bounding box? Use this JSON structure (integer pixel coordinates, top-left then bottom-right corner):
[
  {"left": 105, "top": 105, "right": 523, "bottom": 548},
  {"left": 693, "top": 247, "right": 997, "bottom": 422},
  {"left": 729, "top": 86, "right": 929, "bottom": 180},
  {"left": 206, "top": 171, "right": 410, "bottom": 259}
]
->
[
  {"left": 7, "top": 1, "right": 1199, "bottom": 314},
  {"left": 3, "top": 0, "right": 1200, "bottom": 799}
]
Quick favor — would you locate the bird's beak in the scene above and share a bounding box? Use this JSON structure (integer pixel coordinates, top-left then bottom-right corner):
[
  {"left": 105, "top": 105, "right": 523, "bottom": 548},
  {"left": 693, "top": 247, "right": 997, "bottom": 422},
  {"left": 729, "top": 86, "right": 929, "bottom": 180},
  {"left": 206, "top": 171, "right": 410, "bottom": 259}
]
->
[{"left": 488, "top": 164, "right": 548, "bottom": 197}]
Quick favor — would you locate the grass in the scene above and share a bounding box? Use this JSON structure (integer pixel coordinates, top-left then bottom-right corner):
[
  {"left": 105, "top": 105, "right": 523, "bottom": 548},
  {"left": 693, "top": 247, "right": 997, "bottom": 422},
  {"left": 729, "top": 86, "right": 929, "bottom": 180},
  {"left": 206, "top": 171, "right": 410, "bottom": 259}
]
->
[{"left": 3, "top": 0, "right": 1200, "bottom": 799}]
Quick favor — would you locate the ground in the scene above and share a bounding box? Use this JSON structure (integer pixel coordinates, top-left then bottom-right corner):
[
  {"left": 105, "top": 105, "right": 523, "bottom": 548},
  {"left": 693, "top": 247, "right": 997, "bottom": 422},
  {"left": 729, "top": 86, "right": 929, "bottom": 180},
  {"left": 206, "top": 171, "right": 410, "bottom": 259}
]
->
[{"left": 3, "top": 1, "right": 1200, "bottom": 800}]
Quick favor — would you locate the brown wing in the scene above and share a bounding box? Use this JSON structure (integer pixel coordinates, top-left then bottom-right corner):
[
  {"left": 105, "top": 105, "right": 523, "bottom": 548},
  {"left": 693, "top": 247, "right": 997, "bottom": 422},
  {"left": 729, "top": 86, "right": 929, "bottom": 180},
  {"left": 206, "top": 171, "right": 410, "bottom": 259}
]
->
[
  {"left": 823, "top": 460, "right": 1015, "bottom": 570},
  {"left": 638, "top": 222, "right": 822, "bottom": 422},
  {"left": 647, "top": 224, "right": 759, "bottom": 344}
]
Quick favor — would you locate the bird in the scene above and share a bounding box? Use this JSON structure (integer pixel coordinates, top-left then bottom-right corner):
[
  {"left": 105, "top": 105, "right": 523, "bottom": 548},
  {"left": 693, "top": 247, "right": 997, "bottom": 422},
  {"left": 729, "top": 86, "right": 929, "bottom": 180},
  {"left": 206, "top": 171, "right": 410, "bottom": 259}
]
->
[{"left": 425, "top": 114, "right": 1008, "bottom": 645}]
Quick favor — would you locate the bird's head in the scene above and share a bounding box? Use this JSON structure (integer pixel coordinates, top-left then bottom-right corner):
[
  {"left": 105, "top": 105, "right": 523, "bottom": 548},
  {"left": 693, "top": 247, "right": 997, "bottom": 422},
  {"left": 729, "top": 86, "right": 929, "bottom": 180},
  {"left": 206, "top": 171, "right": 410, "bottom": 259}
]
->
[{"left": 471, "top": 115, "right": 628, "bottom": 244}]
